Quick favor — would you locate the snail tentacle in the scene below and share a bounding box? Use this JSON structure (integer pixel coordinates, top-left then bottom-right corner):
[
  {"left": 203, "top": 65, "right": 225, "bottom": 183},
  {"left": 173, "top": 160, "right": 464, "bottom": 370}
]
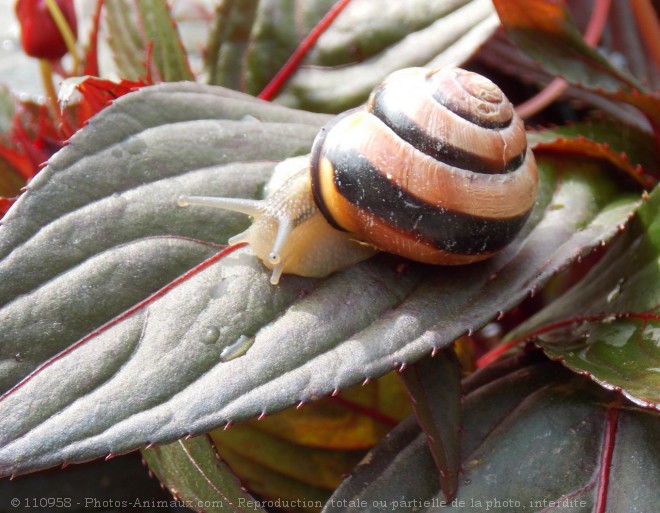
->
[{"left": 177, "top": 195, "right": 264, "bottom": 217}]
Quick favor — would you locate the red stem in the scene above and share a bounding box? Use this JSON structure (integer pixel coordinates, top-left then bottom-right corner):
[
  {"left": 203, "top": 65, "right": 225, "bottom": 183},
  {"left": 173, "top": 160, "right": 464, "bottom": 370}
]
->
[
  {"left": 630, "top": 0, "right": 660, "bottom": 74},
  {"left": 257, "top": 0, "right": 353, "bottom": 101},
  {"left": 583, "top": 0, "right": 612, "bottom": 46},
  {"left": 477, "top": 310, "right": 660, "bottom": 368},
  {"left": 516, "top": 0, "right": 611, "bottom": 119},
  {"left": 595, "top": 404, "right": 620, "bottom": 513}
]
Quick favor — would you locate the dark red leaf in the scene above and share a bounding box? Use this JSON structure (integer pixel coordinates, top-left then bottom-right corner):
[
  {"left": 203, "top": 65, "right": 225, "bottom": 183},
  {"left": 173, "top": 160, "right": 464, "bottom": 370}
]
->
[
  {"left": 0, "top": 197, "right": 17, "bottom": 218},
  {"left": 11, "top": 105, "right": 64, "bottom": 174},
  {"left": 493, "top": 0, "right": 660, "bottom": 128},
  {"left": 73, "top": 77, "right": 147, "bottom": 124},
  {"left": 0, "top": 145, "right": 35, "bottom": 182},
  {"left": 82, "top": 0, "right": 104, "bottom": 77},
  {"left": 400, "top": 350, "right": 461, "bottom": 501}
]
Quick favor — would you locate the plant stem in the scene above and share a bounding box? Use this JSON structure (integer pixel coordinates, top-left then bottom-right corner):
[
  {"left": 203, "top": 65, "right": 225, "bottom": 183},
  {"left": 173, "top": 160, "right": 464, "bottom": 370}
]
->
[
  {"left": 38, "top": 58, "right": 63, "bottom": 127},
  {"left": 517, "top": 0, "right": 611, "bottom": 119},
  {"left": 630, "top": 0, "right": 660, "bottom": 73},
  {"left": 44, "top": 0, "right": 80, "bottom": 73},
  {"left": 258, "top": 0, "right": 353, "bottom": 101}
]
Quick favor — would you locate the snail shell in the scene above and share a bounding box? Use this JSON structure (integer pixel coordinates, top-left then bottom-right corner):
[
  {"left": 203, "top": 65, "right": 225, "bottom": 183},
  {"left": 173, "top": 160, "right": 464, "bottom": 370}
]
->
[{"left": 178, "top": 67, "right": 538, "bottom": 284}]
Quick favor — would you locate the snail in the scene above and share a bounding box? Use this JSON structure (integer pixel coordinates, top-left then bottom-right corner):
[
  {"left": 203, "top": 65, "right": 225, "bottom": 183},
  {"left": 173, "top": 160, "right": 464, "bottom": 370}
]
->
[{"left": 178, "top": 67, "right": 538, "bottom": 285}]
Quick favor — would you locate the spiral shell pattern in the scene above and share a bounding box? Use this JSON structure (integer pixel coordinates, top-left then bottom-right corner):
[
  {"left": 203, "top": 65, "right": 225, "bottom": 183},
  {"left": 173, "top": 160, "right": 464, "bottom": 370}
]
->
[{"left": 310, "top": 67, "right": 538, "bottom": 265}]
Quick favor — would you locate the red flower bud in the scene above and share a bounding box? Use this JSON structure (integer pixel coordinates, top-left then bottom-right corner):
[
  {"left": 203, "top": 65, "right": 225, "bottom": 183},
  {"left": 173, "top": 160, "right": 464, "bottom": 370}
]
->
[{"left": 15, "top": 0, "right": 77, "bottom": 60}]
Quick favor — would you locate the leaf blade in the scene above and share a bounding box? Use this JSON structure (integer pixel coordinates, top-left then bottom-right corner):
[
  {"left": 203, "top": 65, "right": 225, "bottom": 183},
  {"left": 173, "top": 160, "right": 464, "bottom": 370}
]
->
[
  {"left": 0, "top": 83, "right": 643, "bottom": 477},
  {"left": 136, "top": 0, "right": 194, "bottom": 82},
  {"left": 143, "top": 435, "right": 267, "bottom": 513},
  {"left": 400, "top": 350, "right": 461, "bottom": 501},
  {"left": 510, "top": 186, "right": 660, "bottom": 407},
  {"left": 493, "top": 0, "right": 660, "bottom": 124},
  {"left": 323, "top": 358, "right": 660, "bottom": 512}
]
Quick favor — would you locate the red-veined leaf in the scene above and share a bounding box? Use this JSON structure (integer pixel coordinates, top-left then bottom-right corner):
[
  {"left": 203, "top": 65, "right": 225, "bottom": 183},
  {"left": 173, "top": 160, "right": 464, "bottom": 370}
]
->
[
  {"left": 143, "top": 434, "right": 267, "bottom": 513},
  {"left": 400, "top": 350, "right": 461, "bottom": 501},
  {"left": 506, "top": 185, "right": 660, "bottom": 408},
  {"left": 493, "top": 0, "right": 660, "bottom": 125},
  {"left": 0, "top": 83, "right": 642, "bottom": 478},
  {"left": 323, "top": 356, "right": 660, "bottom": 513},
  {"left": 207, "top": 0, "right": 499, "bottom": 113}
]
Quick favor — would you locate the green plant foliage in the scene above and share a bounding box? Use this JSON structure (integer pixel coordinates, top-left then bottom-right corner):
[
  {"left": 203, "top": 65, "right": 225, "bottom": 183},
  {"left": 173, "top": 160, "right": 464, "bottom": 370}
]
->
[
  {"left": 144, "top": 435, "right": 266, "bottom": 513},
  {"left": 104, "top": 0, "right": 144, "bottom": 80},
  {"left": 0, "top": 81, "right": 642, "bottom": 476},
  {"left": 511, "top": 187, "right": 660, "bottom": 406},
  {"left": 206, "top": 0, "right": 499, "bottom": 111},
  {"left": 206, "top": 373, "right": 410, "bottom": 509},
  {"left": 493, "top": 0, "right": 660, "bottom": 124},
  {"left": 0, "top": 0, "right": 659, "bottom": 509},
  {"left": 399, "top": 350, "right": 461, "bottom": 500},
  {"left": 105, "top": 0, "right": 194, "bottom": 82},
  {"left": 323, "top": 357, "right": 660, "bottom": 512}
]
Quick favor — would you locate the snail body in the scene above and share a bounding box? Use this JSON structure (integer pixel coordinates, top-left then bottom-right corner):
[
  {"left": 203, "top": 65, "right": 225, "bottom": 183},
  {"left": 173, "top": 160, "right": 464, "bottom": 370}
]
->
[{"left": 178, "top": 67, "right": 538, "bottom": 284}]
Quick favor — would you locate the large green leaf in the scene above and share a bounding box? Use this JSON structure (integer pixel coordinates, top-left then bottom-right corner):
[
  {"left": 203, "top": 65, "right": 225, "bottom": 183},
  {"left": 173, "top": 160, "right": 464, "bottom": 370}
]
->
[
  {"left": 0, "top": 83, "right": 326, "bottom": 394},
  {"left": 105, "top": 0, "right": 194, "bottom": 82},
  {"left": 323, "top": 356, "right": 660, "bottom": 513},
  {"left": 206, "top": 0, "right": 499, "bottom": 112},
  {"left": 143, "top": 434, "right": 266, "bottom": 513},
  {"left": 508, "top": 186, "right": 660, "bottom": 407},
  {"left": 104, "top": 0, "right": 144, "bottom": 80},
  {"left": 400, "top": 350, "right": 461, "bottom": 501},
  {"left": 0, "top": 82, "right": 642, "bottom": 477}
]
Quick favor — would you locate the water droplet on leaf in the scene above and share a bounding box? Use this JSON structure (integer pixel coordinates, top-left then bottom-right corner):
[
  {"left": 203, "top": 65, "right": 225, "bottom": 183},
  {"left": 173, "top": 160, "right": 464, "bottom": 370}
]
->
[
  {"left": 202, "top": 327, "right": 220, "bottom": 345},
  {"left": 220, "top": 335, "right": 254, "bottom": 362}
]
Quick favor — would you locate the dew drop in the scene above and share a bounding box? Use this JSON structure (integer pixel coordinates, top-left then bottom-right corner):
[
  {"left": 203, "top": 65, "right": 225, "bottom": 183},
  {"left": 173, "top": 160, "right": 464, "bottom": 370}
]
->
[
  {"left": 606, "top": 278, "right": 624, "bottom": 303},
  {"left": 14, "top": 352, "right": 23, "bottom": 362},
  {"left": 479, "top": 322, "right": 502, "bottom": 339},
  {"left": 111, "top": 192, "right": 128, "bottom": 211},
  {"left": 220, "top": 335, "right": 254, "bottom": 362},
  {"left": 210, "top": 279, "right": 229, "bottom": 298},
  {"left": 202, "top": 326, "right": 220, "bottom": 345},
  {"left": 123, "top": 136, "right": 147, "bottom": 155}
]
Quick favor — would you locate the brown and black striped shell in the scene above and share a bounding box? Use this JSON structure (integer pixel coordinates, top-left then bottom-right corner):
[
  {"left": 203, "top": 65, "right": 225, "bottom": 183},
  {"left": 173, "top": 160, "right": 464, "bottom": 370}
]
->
[{"left": 310, "top": 67, "right": 538, "bottom": 265}]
